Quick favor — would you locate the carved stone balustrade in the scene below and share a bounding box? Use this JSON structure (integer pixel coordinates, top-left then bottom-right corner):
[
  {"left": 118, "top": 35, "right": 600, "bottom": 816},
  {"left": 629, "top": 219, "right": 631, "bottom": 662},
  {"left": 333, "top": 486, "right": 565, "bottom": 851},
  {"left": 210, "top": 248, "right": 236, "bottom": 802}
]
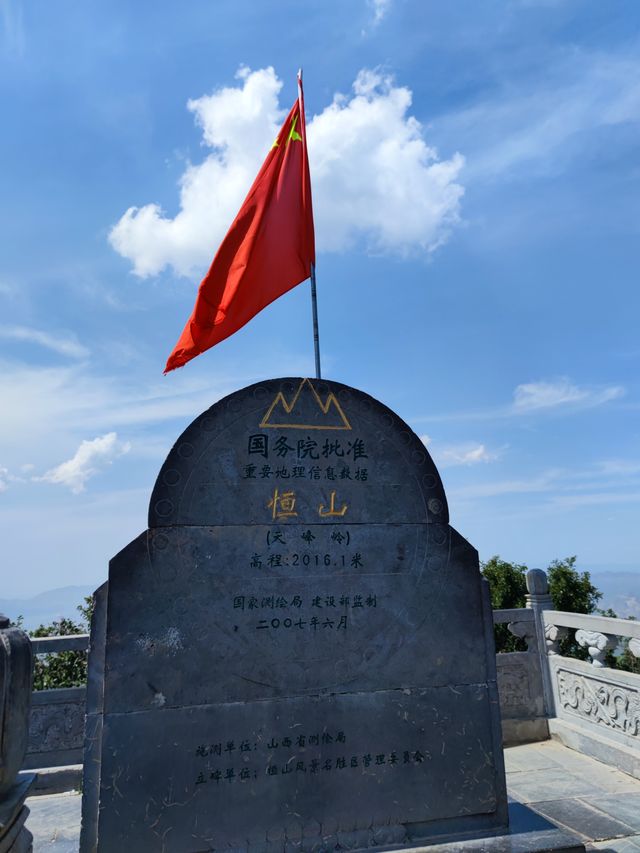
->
[
  {"left": 542, "top": 606, "right": 640, "bottom": 780},
  {"left": 544, "top": 623, "right": 568, "bottom": 655},
  {"left": 575, "top": 629, "right": 618, "bottom": 667},
  {"left": 492, "top": 608, "right": 547, "bottom": 744},
  {"left": 507, "top": 618, "right": 537, "bottom": 651}
]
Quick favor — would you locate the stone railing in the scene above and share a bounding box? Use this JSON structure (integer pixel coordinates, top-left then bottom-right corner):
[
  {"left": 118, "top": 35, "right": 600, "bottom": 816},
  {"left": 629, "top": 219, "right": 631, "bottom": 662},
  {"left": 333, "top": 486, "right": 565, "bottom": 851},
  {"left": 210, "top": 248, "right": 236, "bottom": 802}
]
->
[
  {"left": 492, "top": 607, "right": 548, "bottom": 745},
  {"left": 541, "top": 608, "right": 640, "bottom": 779},
  {"left": 24, "top": 633, "right": 89, "bottom": 770}
]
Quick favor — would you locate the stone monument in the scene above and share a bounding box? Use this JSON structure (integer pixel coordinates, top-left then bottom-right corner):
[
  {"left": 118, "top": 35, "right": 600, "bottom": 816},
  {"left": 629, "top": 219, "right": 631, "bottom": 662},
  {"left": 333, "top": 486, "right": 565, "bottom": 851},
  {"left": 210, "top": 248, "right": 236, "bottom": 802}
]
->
[
  {"left": 0, "top": 614, "right": 35, "bottom": 852},
  {"left": 81, "top": 378, "right": 509, "bottom": 852}
]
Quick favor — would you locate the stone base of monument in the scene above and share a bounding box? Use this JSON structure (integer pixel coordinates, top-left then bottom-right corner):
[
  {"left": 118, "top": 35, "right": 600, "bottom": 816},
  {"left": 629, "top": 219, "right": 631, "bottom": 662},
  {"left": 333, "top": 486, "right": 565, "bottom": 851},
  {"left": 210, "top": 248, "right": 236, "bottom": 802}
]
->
[
  {"left": 0, "top": 774, "right": 36, "bottom": 853},
  {"left": 392, "top": 801, "right": 585, "bottom": 853}
]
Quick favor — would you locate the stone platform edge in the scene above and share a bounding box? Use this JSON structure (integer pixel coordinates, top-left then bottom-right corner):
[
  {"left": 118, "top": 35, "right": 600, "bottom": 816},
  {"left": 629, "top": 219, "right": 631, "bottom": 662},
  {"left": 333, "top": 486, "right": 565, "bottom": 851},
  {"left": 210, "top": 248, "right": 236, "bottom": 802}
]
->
[
  {"left": 549, "top": 717, "right": 640, "bottom": 781},
  {"left": 19, "top": 765, "right": 81, "bottom": 797}
]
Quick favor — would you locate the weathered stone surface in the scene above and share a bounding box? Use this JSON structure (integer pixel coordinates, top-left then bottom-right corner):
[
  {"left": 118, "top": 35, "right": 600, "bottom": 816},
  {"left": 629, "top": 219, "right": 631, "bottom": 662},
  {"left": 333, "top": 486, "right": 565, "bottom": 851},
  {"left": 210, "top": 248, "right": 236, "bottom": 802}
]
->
[
  {"left": 0, "top": 620, "right": 34, "bottom": 851},
  {"left": 0, "top": 805, "right": 30, "bottom": 853},
  {"left": 24, "top": 688, "right": 85, "bottom": 769},
  {"left": 81, "top": 378, "right": 508, "bottom": 852},
  {"left": 529, "top": 798, "right": 634, "bottom": 842},
  {"left": 31, "top": 792, "right": 588, "bottom": 853},
  {"left": 0, "top": 775, "right": 35, "bottom": 853},
  {"left": 0, "top": 776, "right": 35, "bottom": 833},
  {"left": 0, "top": 620, "right": 33, "bottom": 796}
]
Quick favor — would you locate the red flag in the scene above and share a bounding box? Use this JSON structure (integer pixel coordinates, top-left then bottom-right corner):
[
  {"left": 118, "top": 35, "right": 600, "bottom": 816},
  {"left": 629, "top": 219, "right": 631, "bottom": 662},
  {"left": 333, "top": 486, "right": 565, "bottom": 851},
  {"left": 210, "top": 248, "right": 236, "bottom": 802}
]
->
[{"left": 165, "top": 75, "right": 315, "bottom": 373}]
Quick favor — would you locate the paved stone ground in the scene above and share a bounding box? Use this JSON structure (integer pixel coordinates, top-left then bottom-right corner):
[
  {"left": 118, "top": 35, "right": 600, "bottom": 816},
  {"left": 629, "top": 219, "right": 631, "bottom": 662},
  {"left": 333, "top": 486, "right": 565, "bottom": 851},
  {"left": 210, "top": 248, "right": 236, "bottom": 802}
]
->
[
  {"left": 505, "top": 740, "right": 640, "bottom": 852},
  {"left": 24, "top": 740, "right": 640, "bottom": 852}
]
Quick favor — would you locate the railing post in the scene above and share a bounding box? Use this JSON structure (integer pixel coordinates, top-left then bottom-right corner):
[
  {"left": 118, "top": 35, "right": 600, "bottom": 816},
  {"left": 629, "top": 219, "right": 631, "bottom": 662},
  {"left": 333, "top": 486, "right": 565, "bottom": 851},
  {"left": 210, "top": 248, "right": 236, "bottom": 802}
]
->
[
  {"left": 0, "top": 613, "right": 36, "bottom": 848},
  {"left": 525, "top": 569, "right": 556, "bottom": 718}
]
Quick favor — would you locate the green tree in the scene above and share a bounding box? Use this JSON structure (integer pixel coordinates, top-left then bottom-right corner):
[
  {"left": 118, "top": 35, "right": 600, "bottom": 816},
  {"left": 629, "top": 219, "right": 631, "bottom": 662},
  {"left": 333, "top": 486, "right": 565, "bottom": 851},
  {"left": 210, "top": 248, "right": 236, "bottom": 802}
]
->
[
  {"left": 617, "top": 619, "right": 640, "bottom": 675},
  {"left": 547, "top": 556, "right": 602, "bottom": 660},
  {"left": 30, "top": 615, "right": 89, "bottom": 691},
  {"left": 26, "top": 597, "right": 94, "bottom": 690},
  {"left": 8, "top": 598, "right": 95, "bottom": 689},
  {"left": 481, "top": 556, "right": 528, "bottom": 652},
  {"left": 77, "top": 595, "right": 95, "bottom": 626},
  {"left": 547, "top": 556, "right": 601, "bottom": 613}
]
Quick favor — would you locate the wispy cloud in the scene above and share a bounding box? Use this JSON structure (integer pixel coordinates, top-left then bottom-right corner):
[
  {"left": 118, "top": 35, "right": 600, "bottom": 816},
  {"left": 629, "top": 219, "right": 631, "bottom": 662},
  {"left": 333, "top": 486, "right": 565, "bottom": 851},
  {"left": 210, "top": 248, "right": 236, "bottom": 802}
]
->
[
  {"left": 548, "top": 491, "right": 640, "bottom": 509},
  {"left": 36, "top": 433, "right": 131, "bottom": 494},
  {"left": 434, "top": 47, "right": 640, "bottom": 182},
  {"left": 450, "top": 470, "right": 560, "bottom": 500},
  {"left": 449, "top": 457, "right": 640, "bottom": 513},
  {"left": 437, "top": 442, "right": 499, "bottom": 467},
  {"left": 512, "top": 378, "right": 624, "bottom": 412},
  {"left": 0, "top": 361, "right": 233, "bottom": 445},
  {"left": 1, "top": 0, "right": 25, "bottom": 59},
  {"left": 421, "top": 435, "right": 501, "bottom": 468},
  {"left": 368, "top": 0, "right": 392, "bottom": 27},
  {"left": 0, "top": 464, "right": 25, "bottom": 493},
  {"left": 0, "top": 325, "right": 89, "bottom": 359},
  {"left": 415, "top": 377, "right": 624, "bottom": 424},
  {"left": 110, "top": 66, "right": 464, "bottom": 277},
  {"left": 598, "top": 460, "right": 640, "bottom": 477}
]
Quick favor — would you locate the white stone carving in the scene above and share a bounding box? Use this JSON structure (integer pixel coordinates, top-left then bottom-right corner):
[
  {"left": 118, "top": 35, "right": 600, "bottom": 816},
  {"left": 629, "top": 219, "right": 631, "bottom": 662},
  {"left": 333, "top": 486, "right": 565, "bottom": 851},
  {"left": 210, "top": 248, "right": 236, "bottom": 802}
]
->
[
  {"left": 544, "top": 624, "right": 568, "bottom": 655},
  {"left": 557, "top": 669, "right": 640, "bottom": 737},
  {"left": 575, "top": 629, "right": 617, "bottom": 668},
  {"left": 629, "top": 637, "right": 640, "bottom": 659},
  {"left": 507, "top": 620, "right": 536, "bottom": 651}
]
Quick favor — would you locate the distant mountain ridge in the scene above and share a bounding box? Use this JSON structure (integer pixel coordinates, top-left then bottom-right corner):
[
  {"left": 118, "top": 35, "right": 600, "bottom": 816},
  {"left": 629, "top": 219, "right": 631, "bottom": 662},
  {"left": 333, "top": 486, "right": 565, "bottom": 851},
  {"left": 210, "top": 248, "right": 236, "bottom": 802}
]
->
[
  {"left": 0, "top": 584, "right": 96, "bottom": 631},
  {"left": 592, "top": 572, "right": 640, "bottom": 619}
]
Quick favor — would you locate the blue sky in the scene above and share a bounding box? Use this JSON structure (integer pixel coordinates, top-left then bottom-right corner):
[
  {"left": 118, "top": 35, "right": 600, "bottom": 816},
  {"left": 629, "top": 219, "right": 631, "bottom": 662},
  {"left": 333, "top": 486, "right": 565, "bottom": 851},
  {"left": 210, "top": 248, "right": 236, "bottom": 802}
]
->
[{"left": 1, "top": 0, "right": 639, "bottom": 604}]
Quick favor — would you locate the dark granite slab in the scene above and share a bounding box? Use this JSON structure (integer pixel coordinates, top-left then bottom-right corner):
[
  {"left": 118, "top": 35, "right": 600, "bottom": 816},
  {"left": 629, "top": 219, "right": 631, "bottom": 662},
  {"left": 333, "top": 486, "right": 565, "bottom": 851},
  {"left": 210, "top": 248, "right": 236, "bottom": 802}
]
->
[
  {"left": 0, "top": 805, "right": 29, "bottom": 853},
  {"left": 530, "top": 799, "right": 635, "bottom": 841},
  {"left": 97, "top": 684, "right": 501, "bottom": 851},
  {"left": 0, "top": 775, "right": 35, "bottom": 833},
  {"left": 81, "top": 378, "right": 508, "bottom": 852},
  {"left": 580, "top": 794, "right": 640, "bottom": 833}
]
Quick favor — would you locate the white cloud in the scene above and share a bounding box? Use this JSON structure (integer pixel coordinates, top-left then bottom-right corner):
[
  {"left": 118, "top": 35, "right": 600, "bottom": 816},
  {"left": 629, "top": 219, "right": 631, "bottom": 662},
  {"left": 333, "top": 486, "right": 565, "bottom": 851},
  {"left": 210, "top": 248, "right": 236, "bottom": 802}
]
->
[
  {"left": 369, "top": 0, "right": 392, "bottom": 26},
  {"left": 513, "top": 378, "right": 624, "bottom": 413},
  {"left": 450, "top": 472, "right": 558, "bottom": 501},
  {"left": 549, "top": 491, "right": 640, "bottom": 508},
  {"left": 1, "top": 0, "right": 25, "bottom": 58},
  {"left": 415, "top": 377, "right": 624, "bottom": 425},
  {"left": 598, "top": 460, "right": 640, "bottom": 477},
  {"left": 36, "top": 433, "right": 131, "bottom": 494},
  {"left": 0, "top": 362, "right": 233, "bottom": 453},
  {"left": 0, "top": 464, "right": 25, "bottom": 492},
  {"left": 0, "top": 325, "right": 89, "bottom": 359},
  {"left": 109, "top": 67, "right": 464, "bottom": 278},
  {"left": 434, "top": 49, "right": 640, "bottom": 181},
  {"left": 421, "top": 435, "right": 499, "bottom": 467},
  {"left": 437, "top": 443, "right": 498, "bottom": 467}
]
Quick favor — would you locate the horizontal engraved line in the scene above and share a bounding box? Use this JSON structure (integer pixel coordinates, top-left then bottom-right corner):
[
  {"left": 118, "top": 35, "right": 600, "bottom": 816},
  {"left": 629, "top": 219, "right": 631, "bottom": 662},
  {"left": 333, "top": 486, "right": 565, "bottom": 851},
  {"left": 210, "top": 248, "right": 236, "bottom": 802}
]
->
[{"left": 104, "top": 681, "right": 494, "bottom": 717}]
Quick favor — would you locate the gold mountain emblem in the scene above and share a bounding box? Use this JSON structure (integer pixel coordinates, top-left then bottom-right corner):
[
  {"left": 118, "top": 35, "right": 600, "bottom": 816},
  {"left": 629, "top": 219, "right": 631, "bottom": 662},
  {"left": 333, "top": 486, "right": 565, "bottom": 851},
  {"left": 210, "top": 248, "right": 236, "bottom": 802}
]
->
[{"left": 259, "top": 379, "right": 352, "bottom": 430}]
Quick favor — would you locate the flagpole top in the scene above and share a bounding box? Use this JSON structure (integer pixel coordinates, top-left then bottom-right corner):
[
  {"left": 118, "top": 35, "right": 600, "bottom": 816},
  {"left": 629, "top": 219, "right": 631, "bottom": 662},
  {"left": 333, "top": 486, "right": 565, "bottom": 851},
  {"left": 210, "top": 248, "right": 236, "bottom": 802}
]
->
[{"left": 297, "top": 68, "right": 303, "bottom": 82}]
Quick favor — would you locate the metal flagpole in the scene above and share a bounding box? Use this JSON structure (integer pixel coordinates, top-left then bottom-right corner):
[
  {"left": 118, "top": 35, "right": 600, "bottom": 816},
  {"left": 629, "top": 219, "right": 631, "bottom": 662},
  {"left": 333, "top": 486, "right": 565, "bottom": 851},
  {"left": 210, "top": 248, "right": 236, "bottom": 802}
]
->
[
  {"left": 310, "top": 262, "right": 321, "bottom": 379},
  {"left": 298, "top": 67, "right": 322, "bottom": 380}
]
